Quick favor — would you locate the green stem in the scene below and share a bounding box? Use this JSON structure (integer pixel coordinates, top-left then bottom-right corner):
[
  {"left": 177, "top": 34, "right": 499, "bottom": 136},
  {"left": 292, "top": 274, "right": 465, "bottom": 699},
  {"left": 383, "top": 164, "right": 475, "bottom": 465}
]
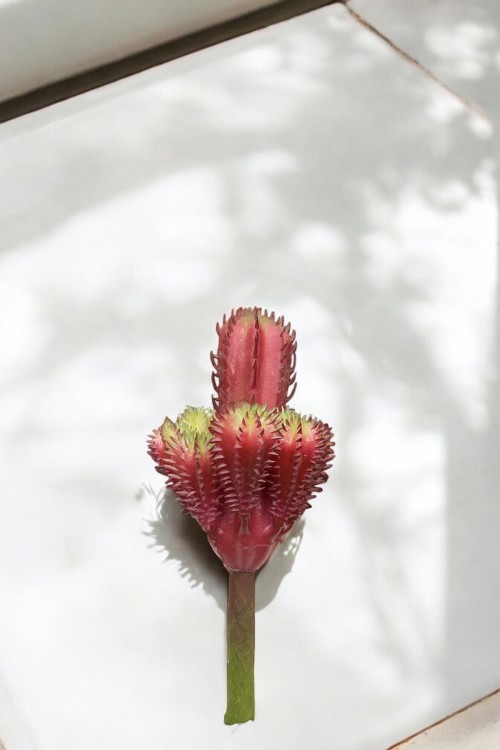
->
[{"left": 224, "top": 571, "right": 256, "bottom": 724}]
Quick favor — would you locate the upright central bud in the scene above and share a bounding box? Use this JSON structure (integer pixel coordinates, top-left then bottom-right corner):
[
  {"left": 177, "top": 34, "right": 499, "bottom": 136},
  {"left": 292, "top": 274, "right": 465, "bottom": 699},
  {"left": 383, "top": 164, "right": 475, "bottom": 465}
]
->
[{"left": 212, "top": 307, "right": 297, "bottom": 410}]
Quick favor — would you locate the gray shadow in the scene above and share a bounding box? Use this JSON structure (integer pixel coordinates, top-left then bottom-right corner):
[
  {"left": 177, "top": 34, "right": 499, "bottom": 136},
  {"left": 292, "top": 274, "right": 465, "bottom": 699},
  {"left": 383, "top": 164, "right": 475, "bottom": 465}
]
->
[{"left": 145, "top": 488, "right": 305, "bottom": 612}]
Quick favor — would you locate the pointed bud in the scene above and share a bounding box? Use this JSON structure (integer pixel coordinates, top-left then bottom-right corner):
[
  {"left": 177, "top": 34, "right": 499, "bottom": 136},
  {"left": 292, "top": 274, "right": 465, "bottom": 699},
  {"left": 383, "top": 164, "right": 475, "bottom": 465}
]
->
[
  {"left": 148, "top": 407, "right": 219, "bottom": 531},
  {"left": 268, "top": 409, "right": 335, "bottom": 534},
  {"left": 211, "top": 307, "right": 297, "bottom": 410}
]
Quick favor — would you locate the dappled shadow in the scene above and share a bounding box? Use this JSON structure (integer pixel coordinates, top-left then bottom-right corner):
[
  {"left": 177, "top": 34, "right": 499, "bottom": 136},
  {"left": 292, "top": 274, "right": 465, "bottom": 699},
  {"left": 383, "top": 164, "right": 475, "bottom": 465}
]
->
[{"left": 0, "top": 2, "right": 499, "bottom": 748}]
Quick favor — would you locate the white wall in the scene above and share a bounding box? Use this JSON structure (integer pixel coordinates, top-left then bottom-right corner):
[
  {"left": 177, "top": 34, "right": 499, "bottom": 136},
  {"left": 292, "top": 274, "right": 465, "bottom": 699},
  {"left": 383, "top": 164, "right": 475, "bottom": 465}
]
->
[
  {"left": 0, "top": 2, "right": 498, "bottom": 749},
  {"left": 0, "top": 0, "right": 278, "bottom": 101}
]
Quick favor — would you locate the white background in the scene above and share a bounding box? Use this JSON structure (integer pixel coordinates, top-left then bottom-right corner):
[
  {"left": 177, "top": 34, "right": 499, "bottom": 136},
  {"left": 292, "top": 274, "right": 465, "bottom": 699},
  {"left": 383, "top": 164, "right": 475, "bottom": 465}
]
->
[{"left": 0, "top": 2, "right": 499, "bottom": 749}]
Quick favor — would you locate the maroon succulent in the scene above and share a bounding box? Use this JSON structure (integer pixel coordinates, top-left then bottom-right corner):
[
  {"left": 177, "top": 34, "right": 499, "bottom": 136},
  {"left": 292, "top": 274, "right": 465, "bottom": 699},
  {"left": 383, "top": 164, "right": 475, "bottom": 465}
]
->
[{"left": 147, "top": 306, "right": 335, "bottom": 724}]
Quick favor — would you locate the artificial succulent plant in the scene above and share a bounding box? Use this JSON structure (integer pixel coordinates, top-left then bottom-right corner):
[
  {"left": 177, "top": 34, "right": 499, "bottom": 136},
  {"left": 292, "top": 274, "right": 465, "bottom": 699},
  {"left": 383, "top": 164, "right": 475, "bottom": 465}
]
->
[{"left": 148, "top": 307, "right": 335, "bottom": 724}]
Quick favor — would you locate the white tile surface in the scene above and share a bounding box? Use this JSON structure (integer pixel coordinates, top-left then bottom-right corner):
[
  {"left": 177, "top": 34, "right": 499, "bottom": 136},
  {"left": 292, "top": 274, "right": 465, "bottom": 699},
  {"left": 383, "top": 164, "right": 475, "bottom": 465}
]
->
[
  {"left": 389, "top": 690, "right": 500, "bottom": 749},
  {"left": 0, "top": 3, "right": 499, "bottom": 749}
]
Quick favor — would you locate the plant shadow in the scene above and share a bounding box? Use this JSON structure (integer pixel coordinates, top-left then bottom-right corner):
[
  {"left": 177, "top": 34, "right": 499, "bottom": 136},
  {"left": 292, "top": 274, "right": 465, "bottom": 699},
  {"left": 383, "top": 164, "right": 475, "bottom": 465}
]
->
[{"left": 144, "top": 487, "right": 305, "bottom": 612}]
